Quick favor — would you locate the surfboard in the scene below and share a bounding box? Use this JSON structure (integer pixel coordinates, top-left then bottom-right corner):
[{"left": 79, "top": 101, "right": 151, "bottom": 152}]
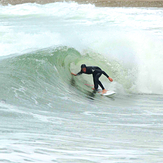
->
[
  {"left": 98, "top": 90, "right": 116, "bottom": 97},
  {"left": 85, "top": 84, "right": 116, "bottom": 97}
]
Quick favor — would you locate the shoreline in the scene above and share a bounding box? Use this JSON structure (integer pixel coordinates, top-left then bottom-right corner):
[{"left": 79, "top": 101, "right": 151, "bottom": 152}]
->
[{"left": 1, "top": 0, "right": 163, "bottom": 7}]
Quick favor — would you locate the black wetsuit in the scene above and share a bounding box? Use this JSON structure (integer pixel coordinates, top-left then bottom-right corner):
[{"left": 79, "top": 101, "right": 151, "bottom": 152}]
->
[{"left": 76, "top": 66, "right": 109, "bottom": 90}]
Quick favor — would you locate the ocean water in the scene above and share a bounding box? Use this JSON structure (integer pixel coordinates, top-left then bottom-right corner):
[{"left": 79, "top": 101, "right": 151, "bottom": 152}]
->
[{"left": 0, "top": 2, "right": 163, "bottom": 162}]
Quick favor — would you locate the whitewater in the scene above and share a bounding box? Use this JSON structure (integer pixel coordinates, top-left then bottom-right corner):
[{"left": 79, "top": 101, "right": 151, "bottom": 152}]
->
[{"left": 0, "top": 2, "right": 163, "bottom": 163}]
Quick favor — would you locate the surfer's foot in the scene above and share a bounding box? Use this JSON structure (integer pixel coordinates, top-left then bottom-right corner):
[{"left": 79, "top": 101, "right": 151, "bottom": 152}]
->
[
  {"left": 92, "top": 88, "right": 98, "bottom": 93},
  {"left": 102, "top": 89, "right": 107, "bottom": 94},
  {"left": 92, "top": 88, "right": 98, "bottom": 91}
]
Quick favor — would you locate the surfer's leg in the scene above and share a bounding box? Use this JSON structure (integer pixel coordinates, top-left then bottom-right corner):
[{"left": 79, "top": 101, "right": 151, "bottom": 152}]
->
[
  {"left": 96, "top": 72, "right": 105, "bottom": 90},
  {"left": 93, "top": 73, "right": 98, "bottom": 90},
  {"left": 98, "top": 80, "right": 105, "bottom": 90},
  {"left": 97, "top": 74, "right": 105, "bottom": 90},
  {"left": 98, "top": 77, "right": 107, "bottom": 94},
  {"left": 95, "top": 72, "right": 107, "bottom": 94},
  {"left": 93, "top": 73, "right": 103, "bottom": 90}
]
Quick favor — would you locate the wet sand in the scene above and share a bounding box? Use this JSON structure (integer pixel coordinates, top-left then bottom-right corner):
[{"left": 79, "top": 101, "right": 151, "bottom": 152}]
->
[{"left": 1, "top": 0, "right": 163, "bottom": 7}]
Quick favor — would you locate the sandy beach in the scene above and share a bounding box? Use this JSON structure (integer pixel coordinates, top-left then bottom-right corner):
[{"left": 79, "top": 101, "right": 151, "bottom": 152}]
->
[{"left": 0, "top": 0, "right": 163, "bottom": 7}]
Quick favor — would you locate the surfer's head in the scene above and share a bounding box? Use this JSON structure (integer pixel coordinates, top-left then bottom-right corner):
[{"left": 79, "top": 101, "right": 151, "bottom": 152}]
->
[{"left": 81, "top": 64, "right": 86, "bottom": 72}]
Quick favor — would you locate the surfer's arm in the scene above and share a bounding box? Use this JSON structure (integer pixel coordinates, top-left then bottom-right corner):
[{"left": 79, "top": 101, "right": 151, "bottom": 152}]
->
[
  {"left": 94, "top": 69, "right": 109, "bottom": 78},
  {"left": 71, "top": 71, "right": 82, "bottom": 76},
  {"left": 102, "top": 70, "right": 113, "bottom": 82},
  {"left": 76, "top": 71, "right": 82, "bottom": 76},
  {"left": 71, "top": 72, "right": 77, "bottom": 76}
]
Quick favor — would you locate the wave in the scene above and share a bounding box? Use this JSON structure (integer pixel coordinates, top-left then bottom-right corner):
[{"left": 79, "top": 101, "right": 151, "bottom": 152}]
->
[
  {"left": 0, "top": 46, "right": 133, "bottom": 106},
  {"left": 1, "top": 44, "right": 163, "bottom": 109}
]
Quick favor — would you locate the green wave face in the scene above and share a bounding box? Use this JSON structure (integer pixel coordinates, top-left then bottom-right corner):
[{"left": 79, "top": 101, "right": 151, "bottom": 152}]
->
[{"left": 0, "top": 46, "right": 138, "bottom": 108}]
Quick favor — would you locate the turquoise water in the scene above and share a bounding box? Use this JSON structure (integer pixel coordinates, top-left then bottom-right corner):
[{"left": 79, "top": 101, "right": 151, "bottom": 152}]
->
[{"left": 0, "top": 2, "right": 163, "bottom": 162}]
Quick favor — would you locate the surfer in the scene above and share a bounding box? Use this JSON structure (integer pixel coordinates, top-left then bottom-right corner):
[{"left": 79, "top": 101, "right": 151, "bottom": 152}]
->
[{"left": 71, "top": 64, "right": 113, "bottom": 94}]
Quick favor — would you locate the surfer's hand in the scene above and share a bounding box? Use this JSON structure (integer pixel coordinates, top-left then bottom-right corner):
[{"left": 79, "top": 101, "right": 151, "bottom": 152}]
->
[
  {"left": 71, "top": 72, "right": 77, "bottom": 76},
  {"left": 108, "top": 77, "right": 113, "bottom": 82}
]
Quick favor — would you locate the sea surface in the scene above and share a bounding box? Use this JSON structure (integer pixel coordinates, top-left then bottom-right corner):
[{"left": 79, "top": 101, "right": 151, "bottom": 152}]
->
[{"left": 0, "top": 2, "right": 163, "bottom": 163}]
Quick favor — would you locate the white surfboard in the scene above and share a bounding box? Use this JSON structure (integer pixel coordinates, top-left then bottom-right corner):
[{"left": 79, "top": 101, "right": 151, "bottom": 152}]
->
[
  {"left": 85, "top": 84, "right": 116, "bottom": 97},
  {"left": 98, "top": 90, "right": 116, "bottom": 97}
]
